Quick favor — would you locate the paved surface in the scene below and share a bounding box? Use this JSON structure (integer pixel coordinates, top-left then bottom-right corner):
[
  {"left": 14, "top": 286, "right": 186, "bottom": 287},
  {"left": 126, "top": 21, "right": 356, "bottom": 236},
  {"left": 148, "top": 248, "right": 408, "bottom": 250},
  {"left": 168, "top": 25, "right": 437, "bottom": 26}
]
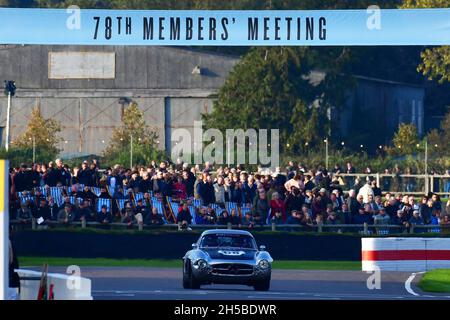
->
[{"left": 37, "top": 267, "right": 450, "bottom": 300}]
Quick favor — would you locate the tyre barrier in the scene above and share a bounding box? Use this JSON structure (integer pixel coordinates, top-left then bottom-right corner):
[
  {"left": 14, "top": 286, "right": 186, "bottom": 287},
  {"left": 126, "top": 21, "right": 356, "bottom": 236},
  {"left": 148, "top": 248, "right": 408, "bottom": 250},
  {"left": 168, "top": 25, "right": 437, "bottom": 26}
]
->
[
  {"left": 362, "top": 237, "right": 450, "bottom": 271},
  {"left": 15, "top": 269, "right": 92, "bottom": 300}
]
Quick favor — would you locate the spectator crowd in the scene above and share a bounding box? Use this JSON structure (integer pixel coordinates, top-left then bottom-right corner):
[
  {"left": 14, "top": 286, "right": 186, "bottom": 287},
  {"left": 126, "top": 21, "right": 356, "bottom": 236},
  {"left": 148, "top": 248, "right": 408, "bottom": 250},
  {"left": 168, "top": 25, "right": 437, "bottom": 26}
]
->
[{"left": 9, "top": 158, "right": 450, "bottom": 233}]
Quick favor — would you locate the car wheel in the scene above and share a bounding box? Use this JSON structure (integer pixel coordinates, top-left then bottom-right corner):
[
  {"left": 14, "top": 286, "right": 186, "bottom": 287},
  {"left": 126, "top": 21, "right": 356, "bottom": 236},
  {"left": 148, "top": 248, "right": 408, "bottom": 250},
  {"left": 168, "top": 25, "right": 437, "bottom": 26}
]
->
[
  {"left": 182, "top": 261, "right": 192, "bottom": 289},
  {"left": 183, "top": 260, "right": 201, "bottom": 289},
  {"left": 253, "top": 276, "right": 271, "bottom": 291}
]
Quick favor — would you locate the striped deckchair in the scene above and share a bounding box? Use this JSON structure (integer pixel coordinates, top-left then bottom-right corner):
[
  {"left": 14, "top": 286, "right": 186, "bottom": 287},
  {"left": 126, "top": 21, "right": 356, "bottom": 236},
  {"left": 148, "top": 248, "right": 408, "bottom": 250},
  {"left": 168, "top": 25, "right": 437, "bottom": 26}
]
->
[
  {"left": 34, "top": 187, "right": 47, "bottom": 196},
  {"left": 240, "top": 206, "right": 252, "bottom": 217},
  {"left": 189, "top": 205, "right": 197, "bottom": 225},
  {"left": 133, "top": 192, "right": 144, "bottom": 206},
  {"left": 68, "top": 196, "right": 84, "bottom": 206},
  {"left": 226, "top": 202, "right": 239, "bottom": 214},
  {"left": 151, "top": 198, "right": 164, "bottom": 215},
  {"left": 210, "top": 203, "right": 223, "bottom": 215},
  {"left": 168, "top": 201, "right": 180, "bottom": 219},
  {"left": 190, "top": 198, "right": 202, "bottom": 208},
  {"left": 18, "top": 195, "right": 35, "bottom": 205},
  {"left": 49, "top": 187, "right": 63, "bottom": 199},
  {"left": 17, "top": 191, "right": 29, "bottom": 198},
  {"left": 151, "top": 197, "right": 169, "bottom": 224},
  {"left": 116, "top": 198, "right": 129, "bottom": 211},
  {"left": 96, "top": 198, "right": 112, "bottom": 213}
]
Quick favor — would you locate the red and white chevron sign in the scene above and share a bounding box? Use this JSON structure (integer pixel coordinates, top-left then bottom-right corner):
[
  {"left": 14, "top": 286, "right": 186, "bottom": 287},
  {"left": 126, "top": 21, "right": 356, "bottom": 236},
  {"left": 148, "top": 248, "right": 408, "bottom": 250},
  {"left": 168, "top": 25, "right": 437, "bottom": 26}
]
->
[{"left": 362, "top": 238, "right": 450, "bottom": 271}]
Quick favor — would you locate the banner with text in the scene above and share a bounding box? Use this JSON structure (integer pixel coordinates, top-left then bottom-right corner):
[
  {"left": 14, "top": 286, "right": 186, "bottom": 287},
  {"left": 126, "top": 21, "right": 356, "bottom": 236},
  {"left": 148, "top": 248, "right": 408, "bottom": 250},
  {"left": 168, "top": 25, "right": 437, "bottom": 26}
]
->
[{"left": 0, "top": 8, "right": 450, "bottom": 46}]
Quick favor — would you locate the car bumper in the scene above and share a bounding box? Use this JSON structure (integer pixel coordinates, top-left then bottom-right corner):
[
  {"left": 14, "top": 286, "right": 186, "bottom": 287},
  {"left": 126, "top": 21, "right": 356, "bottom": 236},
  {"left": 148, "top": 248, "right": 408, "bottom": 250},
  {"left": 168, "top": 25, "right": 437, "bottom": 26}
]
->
[{"left": 192, "top": 265, "right": 271, "bottom": 285}]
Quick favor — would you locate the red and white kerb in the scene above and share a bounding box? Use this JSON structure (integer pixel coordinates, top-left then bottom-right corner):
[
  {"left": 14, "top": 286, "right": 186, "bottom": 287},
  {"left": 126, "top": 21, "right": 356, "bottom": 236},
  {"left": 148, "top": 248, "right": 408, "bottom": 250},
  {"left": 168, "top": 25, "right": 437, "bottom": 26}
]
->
[{"left": 361, "top": 238, "right": 450, "bottom": 271}]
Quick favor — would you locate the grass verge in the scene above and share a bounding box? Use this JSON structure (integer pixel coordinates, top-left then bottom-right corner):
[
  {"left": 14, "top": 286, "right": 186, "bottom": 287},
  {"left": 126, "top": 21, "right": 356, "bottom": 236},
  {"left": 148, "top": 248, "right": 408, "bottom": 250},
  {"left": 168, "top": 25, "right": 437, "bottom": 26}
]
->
[
  {"left": 19, "top": 256, "right": 361, "bottom": 271},
  {"left": 418, "top": 269, "right": 450, "bottom": 293}
]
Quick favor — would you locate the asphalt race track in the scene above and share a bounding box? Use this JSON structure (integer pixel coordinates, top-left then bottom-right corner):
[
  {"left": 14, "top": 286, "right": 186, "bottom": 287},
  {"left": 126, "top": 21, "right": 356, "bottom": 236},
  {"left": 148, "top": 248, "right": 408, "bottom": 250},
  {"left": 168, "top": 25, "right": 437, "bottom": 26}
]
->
[{"left": 39, "top": 267, "right": 450, "bottom": 300}]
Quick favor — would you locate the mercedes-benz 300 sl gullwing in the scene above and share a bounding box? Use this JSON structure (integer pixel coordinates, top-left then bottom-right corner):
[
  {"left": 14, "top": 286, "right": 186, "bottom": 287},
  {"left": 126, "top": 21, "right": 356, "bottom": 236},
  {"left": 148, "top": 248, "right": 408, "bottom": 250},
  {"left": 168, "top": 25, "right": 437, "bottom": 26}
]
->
[{"left": 182, "top": 229, "right": 273, "bottom": 291}]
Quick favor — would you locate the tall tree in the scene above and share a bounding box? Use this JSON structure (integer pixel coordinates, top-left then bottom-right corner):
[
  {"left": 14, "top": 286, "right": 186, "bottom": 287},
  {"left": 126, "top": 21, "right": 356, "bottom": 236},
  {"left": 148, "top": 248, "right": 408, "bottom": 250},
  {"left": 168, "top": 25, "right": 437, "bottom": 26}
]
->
[
  {"left": 102, "top": 102, "right": 162, "bottom": 166},
  {"left": 12, "top": 107, "right": 62, "bottom": 156},
  {"left": 388, "top": 123, "right": 420, "bottom": 156},
  {"left": 203, "top": 47, "right": 346, "bottom": 154}
]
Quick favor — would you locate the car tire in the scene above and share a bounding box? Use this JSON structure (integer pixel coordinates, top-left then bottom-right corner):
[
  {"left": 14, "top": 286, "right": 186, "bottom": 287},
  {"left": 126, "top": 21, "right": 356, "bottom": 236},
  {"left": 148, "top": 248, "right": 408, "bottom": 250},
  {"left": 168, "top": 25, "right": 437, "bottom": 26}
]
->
[
  {"left": 253, "top": 276, "right": 271, "bottom": 291},
  {"left": 182, "top": 262, "right": 192, "bottom": 289}
]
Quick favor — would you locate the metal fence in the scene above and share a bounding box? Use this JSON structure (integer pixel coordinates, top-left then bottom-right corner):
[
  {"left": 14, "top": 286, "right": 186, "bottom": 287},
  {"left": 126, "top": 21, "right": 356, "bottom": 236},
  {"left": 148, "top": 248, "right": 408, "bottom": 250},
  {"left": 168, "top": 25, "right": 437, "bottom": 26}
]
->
[
  {"left": 10, "top": 219, "right": 450, "bottom": 236},
  {"left": 333, "top": 173, "right": 450, "bottom": 196}
]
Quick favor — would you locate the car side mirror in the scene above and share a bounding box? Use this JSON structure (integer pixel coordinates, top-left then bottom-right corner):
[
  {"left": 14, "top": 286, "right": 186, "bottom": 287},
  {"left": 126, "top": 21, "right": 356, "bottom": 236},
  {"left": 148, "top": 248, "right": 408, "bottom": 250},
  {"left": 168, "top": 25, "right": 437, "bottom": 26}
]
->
[
  {"left": 192, "top": 243, "right": 198, "bottom": 249},
  {"left": 259, "top": 245, "right": 266, "bottom": 251}
]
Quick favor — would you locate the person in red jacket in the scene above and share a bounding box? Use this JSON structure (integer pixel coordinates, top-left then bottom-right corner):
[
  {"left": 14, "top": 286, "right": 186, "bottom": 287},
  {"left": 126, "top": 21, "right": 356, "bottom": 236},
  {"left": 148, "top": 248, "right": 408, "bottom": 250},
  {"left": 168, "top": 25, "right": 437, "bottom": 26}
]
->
[
  {"left": 270, "top": 192, "right": 286, "bottom": 222},
  {"left": 173, "top": 176, "right": 187, "bottom": 199}
]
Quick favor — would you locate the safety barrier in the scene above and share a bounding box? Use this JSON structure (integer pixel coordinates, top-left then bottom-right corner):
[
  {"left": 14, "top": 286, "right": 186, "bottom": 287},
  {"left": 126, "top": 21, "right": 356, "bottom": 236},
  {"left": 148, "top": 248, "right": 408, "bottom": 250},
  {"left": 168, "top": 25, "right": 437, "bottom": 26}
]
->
[
  {"left": 361, "top": 237, "right": 450, "bottom": 271},
  {"left": 15, "top": 269, "right": 92, "bottom": 300},
  {"left": 10, "top": 219, "right": 450, "bottom": 235}
]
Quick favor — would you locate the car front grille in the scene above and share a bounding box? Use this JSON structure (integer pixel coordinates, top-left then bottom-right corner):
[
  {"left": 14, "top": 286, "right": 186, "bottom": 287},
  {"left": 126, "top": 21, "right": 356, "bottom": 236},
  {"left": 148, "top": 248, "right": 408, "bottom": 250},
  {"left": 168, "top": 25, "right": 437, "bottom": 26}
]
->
[{"left": 211, "top": 263, "right": 254, "bottom": 275}]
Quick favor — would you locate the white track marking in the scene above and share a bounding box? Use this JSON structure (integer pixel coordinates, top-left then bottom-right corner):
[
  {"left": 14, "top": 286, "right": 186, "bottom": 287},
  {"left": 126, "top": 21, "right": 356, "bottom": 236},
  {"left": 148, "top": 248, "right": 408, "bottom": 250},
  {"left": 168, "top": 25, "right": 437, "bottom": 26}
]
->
[{"left": 405, "top": 272, "right": 425, "bottom": 297}]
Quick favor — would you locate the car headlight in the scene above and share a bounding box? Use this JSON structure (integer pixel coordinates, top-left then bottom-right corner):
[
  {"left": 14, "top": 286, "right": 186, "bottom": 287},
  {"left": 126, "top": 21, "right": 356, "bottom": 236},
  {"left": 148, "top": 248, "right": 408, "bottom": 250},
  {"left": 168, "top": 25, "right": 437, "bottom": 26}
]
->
[
  {"left": 194, "top": 259, "right": 208, "bottom": 269},
  {"left": 258, "top": 259, "right": 269, "bottom": 269}
]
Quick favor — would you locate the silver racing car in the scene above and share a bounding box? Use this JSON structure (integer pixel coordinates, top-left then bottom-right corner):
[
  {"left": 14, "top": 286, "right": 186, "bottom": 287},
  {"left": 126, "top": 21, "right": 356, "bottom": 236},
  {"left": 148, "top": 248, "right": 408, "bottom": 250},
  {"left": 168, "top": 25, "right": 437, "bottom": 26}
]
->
[{"left": 182, "top": 229, "right": 273, "bottom": 291}]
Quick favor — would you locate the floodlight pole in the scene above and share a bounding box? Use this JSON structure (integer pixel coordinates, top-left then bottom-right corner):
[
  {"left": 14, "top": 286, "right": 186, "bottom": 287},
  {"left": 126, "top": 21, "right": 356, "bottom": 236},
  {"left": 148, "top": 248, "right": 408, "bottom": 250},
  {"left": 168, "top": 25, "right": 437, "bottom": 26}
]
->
[
  {"left": 425, "top": 138, "right": 429, "bottom": 194},
  {"left": 130, "top": 134, "right": 133, "bottom": 169}
]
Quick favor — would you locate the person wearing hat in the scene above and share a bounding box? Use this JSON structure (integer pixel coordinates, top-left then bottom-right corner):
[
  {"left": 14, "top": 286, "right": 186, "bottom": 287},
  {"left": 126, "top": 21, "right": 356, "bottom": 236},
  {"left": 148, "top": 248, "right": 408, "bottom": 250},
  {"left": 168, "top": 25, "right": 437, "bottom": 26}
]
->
[
  {"left": 16, "top": 202, "right": 33, "bottom": 224},
  {"left": 57, "top": 203, "right": 76, "bottom": 225},
  {"left": 392, "top": 209, "right": 409, "bottom": 230},
  {"left": 408, "top": 210, "right": 424, "bottom": 232}
]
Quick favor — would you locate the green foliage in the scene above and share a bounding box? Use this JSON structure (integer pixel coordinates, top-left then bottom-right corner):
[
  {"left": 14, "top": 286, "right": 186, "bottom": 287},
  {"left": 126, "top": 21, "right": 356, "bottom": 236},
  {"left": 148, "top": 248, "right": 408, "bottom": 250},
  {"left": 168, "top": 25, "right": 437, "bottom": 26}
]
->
[
  {"left": 31, "top": 0, "right": 401, "bottom": 10},
  {"left": 203, "top": 47, "right": 351, "bottom": 156},
  {"left": 388, "top": 123, "right": 420, "bottom": 156},
  {"left": 0, "top": 147, "right": 56, "bottom": 167},
  {"left": 401, "top": 0, "right": 450, "bottom": 84},
  {"left": 12, "top": 107, "right": 62, "bottom": 158},
  {"left": 102, "top": 102, "right": 164, "bottom": 167},
  {"left": 426, "top": 108, "right": 450, "bottom": 159}
]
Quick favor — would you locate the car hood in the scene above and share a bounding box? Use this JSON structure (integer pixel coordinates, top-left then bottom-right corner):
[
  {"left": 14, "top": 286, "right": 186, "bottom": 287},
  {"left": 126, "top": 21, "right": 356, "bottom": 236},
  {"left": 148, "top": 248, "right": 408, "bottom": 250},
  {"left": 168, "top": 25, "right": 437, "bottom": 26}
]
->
[{"left": 202, "top": 248, "right": 257, "bottom": 261}]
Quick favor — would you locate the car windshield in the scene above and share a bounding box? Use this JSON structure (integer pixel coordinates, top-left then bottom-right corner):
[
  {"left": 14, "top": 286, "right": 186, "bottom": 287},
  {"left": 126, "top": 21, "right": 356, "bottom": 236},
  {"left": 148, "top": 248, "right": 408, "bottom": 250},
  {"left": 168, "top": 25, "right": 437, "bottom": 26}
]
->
[{"left": 200, "top": 234, "right": 256, "bottom": 249}]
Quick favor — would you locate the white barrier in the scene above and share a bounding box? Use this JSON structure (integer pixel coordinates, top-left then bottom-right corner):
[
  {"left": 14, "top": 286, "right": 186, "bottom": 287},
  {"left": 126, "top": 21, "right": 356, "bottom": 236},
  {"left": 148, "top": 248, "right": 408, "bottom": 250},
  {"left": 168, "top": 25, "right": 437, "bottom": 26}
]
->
[
  {"left": 16, "top": 269, "right": 92, "bottom": 300},
  {"left": 362, "top": 238, "right": 450, "bottom": 271}
]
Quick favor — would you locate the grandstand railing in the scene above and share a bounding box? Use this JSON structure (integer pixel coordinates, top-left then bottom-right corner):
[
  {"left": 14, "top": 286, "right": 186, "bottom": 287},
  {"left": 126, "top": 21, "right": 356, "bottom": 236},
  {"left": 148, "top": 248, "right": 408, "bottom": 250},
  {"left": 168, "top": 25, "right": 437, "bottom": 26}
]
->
[
  {"left": 10, "top": 219, "right": 450, "bottom": 235},
  {"left": 333, "top": 173, "right": 450, "bottom": 196}
]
